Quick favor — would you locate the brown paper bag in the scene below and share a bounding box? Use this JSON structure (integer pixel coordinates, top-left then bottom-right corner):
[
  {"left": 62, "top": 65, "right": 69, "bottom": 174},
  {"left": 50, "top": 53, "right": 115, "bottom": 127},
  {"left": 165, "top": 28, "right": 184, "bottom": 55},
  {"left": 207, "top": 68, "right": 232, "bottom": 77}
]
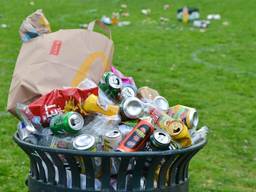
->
[{"left": 7, "top": 20, "right": 114, "bottom": 116}]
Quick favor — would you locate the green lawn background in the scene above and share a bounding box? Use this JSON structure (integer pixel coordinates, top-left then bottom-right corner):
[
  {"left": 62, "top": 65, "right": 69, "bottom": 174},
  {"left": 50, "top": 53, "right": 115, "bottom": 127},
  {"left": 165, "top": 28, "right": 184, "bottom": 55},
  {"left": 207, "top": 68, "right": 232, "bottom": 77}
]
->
[{"left": 0, "top": 0, "right": 255, "bottom": 191}]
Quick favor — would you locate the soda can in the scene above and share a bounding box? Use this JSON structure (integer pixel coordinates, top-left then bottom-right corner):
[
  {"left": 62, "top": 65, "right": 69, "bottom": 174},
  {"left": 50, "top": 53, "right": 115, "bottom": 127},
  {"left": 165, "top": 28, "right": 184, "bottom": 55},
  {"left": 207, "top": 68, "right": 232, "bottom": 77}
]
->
[
  {"left": 191, "top": 126, "right": 208, "bottom": 144},
  {"left": 117, "top": 120, "right": 154, "bottom": 152},
  {"left": 153, "top": 96, "right": 169, "bottom": 112},
  {"left": 99, "top": 72, "right": 122, "bottom": 100},
  {"left": 103, "top": 129, "right": 122, "bottom": 151},
  {"left": 120, "top": 97, "right": 144, "bottom": 120},
  {"left": 148, "top": 130, "right": 171, "bottom": 151},
  {"left": 17, "top": 122, "right": 38, "bottom": 144},
  {"left": 167, "top": 105, "right": 199, "bottom": 129},
  {"left": 73, "top": 134, "right": 96, "bottom": 151},
  {"left": 137, "top": 86, "right": 159, "bottom": 102},
  {"left": 120, "top": 85, "right": 136, "bottom": 101},
  {"left": 50, "top": 112, "right": 84, "bottom": 134}
]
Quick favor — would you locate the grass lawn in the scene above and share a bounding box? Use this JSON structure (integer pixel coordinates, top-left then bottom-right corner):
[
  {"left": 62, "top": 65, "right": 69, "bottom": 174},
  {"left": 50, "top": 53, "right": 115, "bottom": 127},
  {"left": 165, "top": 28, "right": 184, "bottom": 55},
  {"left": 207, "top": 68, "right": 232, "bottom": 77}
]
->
[{"left": 0, "top": 0, "right": 255, "bottom": 191}]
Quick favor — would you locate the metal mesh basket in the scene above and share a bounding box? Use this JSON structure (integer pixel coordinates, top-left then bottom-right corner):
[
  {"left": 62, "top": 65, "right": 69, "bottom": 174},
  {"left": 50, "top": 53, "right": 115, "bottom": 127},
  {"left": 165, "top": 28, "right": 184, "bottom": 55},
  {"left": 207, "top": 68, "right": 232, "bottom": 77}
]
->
[{"left": 13, "top": 133, "right": 206, "bottom": 192}]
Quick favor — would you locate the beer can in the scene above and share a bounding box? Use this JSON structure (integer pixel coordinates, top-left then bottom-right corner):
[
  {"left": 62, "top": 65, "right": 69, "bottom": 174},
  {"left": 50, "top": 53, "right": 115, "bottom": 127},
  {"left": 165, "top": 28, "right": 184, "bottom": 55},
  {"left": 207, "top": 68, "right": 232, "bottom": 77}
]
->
[
  {"left": 153, "top": 96, "right": 169, "bottom": 112},
  {"left": 120, "top": 85, "right": 136, "bottom": 101},
  {"left": 104, "top": 72, "right": 122, "bottom": 89},
  {"left": 117, "top": 120, "right": 154, "bottom": 152},
  {"left": 120, "top": 97, "right": 144, "bottom": 120},
  {"left": 17, "top": 122, "right": 38, "bottom": 144},
  {"left": 103, "top": 130, "right": 122, "bottom": 151},
  {"left": 50, "top": 112, "right": 84, "bottom": 134},
  {"left": 99, "top": 72, "right": 122, "bottom": 99},
  {"left": 118, "top": 124, "right": 134, "bottom": 137},
  {"left": 73, "top": 134, "right": 96, "bottom": 151},
  {"left": 149, "top": 130, "right": 171, "bottom": 150},
  {"left": 167, "top": 105, "right": 198, "bottom": 129},
  {"left": 137, "top": 86, "right": 159, "bottom": 102}
]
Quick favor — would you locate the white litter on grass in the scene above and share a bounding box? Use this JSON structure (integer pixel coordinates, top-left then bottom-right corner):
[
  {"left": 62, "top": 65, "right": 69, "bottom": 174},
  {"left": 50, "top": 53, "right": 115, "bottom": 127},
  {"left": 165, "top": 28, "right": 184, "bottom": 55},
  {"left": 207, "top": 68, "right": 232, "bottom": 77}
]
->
[
  {"left": 222, "top": 21, "right": 229, "bottom": 26},
  {"left": 141, "top": 9, "right": 151, "bottom": 16},
  {"left": 29, "top": 1, "right": 35, "bottom": 6},
  {"left": 0, "top": 24, "right": 8, "bottom": 28}
]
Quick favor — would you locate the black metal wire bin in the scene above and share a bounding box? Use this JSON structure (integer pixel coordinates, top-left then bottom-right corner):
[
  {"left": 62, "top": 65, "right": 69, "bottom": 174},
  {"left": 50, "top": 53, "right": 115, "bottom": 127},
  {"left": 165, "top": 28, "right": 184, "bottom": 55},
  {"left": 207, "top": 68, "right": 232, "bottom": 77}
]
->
[{"left": 14, "top": 133, "right": 206, "bottom": 192}]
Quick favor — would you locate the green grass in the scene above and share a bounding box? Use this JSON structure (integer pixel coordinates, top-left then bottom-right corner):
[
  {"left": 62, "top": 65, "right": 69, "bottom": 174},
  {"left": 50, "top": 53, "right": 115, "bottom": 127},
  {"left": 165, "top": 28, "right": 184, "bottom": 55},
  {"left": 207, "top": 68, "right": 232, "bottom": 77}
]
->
[{"left": 0, "top": 0, "right": 255, "bottom": 191}]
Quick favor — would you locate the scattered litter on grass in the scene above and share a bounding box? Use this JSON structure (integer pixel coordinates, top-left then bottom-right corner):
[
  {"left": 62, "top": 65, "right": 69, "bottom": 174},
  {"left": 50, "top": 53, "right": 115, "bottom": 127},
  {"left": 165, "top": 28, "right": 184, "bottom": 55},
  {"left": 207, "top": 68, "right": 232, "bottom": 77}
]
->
[
  {"left": 29, "top": 1, "right": 35, "bottom": 6},
  {"left": 141, "top": 9, "right": 151, "bottom": 16},
  {"left": 163, "top": 4, "right": 170, "bottom": 10},
  {"left": 193, "top": 20, "right": 210, "bottom": 28},
  {"left": 199, "top": 28, "right": 206, "bottom": 33},
  {"left": 160, "top": 16, "right": 169, "bottom": 23},
  {"left": 222, "top": 21, "right": 229, "bottom": 26},
  {"left": 121, "top": 12, "right": 129, "bottom": 17},
  {"left": 101, "top": 16, "right": 112, "bottom": 25},
  {"left": 117, "top": 21, "right": 131, "bottom": 27},
  {"left": 120, "top": 4, "right": 128, "bottom": 9},
  {"left": 177, "top": 7, "right": 200, "bottom": 22},
  {"left": 0, "top": 23, "right": 8, "bottom": 29},
  {"left": 79, "top": 23, "right": 88, "bottom": 29},
  {"left": 207, "top": 14, "right": 221, "bottom": 20}
]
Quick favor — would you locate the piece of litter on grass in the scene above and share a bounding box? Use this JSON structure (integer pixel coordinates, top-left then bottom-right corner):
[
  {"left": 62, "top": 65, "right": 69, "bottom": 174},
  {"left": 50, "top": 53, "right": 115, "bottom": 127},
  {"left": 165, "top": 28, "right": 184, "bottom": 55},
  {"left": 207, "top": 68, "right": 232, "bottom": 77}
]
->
[
  {"left": 141, "top": 9, "right": 151, "bottom": 16},
  {"left": 117, "top": 21, "right": 131, "bottom": 27},
  {"left": 193, "top": 20, "right": 209, "bottom": 28},
  {"left": 199, "top": 28, "right": 206, "bottom": 32},
  {"left": 29, "top": 1, "right": 35, "bottom": 6},
  {"left": 121, "top": 12, "right": 129, "bottom": 17},
  {"left": 222, "top": 21, "right": 229, "bottom": 26},
  {"left": 79, "top": 23, "right": 88, "bottom": 29},
  {"left": 0, "top": 23, "right": 8, "bottom": 29},
  {"left": 207, "top": 14, "right": 221, "bottom": 20},
  {"left": 120, "top": 4, "right": 128, "bottom": 9},
  {"left": 101, "top": 16, "right": 112, "bottom": 25},
  {"left": 163, "top": 4, "right": 170, "bottom": 10},
  {"left": 160, "top": 16, "right": 169, "bottom": 23}
]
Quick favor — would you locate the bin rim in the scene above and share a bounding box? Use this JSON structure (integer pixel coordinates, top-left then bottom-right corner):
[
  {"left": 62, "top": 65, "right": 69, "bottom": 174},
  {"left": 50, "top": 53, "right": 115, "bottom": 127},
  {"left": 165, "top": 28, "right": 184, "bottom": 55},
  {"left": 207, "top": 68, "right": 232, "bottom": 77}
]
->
[{"left": 13, "top": 132, "right": 207, "bottom": 157}]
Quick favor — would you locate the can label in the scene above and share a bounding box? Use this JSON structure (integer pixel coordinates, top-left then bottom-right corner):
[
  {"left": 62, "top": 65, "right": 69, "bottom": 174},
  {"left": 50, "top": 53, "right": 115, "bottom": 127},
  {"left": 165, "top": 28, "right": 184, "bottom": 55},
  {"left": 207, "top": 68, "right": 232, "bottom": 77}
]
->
[{"left": 117, "top": 120, "right": 154, "bottom": 152}]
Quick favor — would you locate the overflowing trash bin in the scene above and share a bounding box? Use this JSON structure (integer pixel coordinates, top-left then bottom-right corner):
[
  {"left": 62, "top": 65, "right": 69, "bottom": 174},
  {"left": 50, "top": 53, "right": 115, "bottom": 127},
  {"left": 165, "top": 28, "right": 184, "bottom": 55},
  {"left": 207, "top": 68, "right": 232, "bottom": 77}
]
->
[{"left": 9, "top": 10, "right": 208, "bottom": 192}]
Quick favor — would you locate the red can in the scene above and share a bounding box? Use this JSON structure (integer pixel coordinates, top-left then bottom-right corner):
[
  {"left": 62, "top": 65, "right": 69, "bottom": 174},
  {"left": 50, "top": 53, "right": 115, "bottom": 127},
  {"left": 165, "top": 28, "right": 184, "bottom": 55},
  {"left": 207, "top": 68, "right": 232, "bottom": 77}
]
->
[{"left": 117, "top": 120, "right": 154, "bottom": 152}]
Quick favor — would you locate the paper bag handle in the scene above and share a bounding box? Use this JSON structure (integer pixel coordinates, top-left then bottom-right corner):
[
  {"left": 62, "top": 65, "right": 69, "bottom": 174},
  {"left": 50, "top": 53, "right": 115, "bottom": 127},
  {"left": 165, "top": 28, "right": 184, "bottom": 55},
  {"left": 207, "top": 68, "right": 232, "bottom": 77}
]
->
[{"left": 87, "top": 20, "right": 112, "bottom": 39}]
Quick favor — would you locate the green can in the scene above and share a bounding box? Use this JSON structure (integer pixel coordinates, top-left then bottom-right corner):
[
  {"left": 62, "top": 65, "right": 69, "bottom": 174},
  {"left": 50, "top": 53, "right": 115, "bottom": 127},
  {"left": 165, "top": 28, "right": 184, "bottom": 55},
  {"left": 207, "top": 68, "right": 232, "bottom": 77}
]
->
[
  {"left": 99, "top": 72, "right": 122, "bottom": 99},
  {"left": 149, "top": 130, "right": 171, "bottom": 151},
  {"left": 50, "top": 112, "right": 84, "bottom": 134}
]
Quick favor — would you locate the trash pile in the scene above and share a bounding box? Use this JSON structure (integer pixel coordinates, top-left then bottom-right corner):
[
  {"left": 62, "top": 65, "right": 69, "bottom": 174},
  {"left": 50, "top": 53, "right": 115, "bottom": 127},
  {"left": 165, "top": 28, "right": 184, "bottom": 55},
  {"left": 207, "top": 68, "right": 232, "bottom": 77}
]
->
[
  {"left": 9, "top": 9, "right": 209, "bottom": 191},
  {"left": 16, "top": 65, "right": 208, "bottom": 152},
  {"left": 177, "top": 6, "right": 221, "bottom": 29}
]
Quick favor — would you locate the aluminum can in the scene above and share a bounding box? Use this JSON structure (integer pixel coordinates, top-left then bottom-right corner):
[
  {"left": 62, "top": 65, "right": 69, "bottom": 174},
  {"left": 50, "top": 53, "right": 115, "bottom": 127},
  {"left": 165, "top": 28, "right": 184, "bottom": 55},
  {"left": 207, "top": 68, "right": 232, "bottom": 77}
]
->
[
  {"left": 50, "top": 112, "right": 84, "bottom": 134},
  {"left": 103, "top": 129, "right": 122, "bottom": 151},
  {"left": 147, "top": 130, "right": 171, "bottom": 151},
  {"left": 117, "top": 120, "right": 154, "bottom": 152},
  {"left": 149, "top": 107, "right": 192, "bottom": 148},
  {"left": 153, "top": 96, "right": 169, "bottom": 112},
  {"left": 120, "top": 97, "right": 144, "bottom": 120},
  {"left": 118, "top": 124, "right": 134, "bottom": 137},
  {"left": 120, "top": 85, "right": 136, "bottom": 101},
  {"left": 191, "top": 126, "right": 208, "bottom": 144},
  {"left": 17, "top": 122, "right": 38, "bottom": 144},
  {"left": 137, "top": 86, "right": 159, "bottom": 102},
  {"left": 99, "top": 72, "right": 122, "bottom": 99},
  {"left": 167, "top": 105, "right": 198, "bottom": 129},
  {"left": 73, "top": 134, "right": 96, "bottom": 151}
]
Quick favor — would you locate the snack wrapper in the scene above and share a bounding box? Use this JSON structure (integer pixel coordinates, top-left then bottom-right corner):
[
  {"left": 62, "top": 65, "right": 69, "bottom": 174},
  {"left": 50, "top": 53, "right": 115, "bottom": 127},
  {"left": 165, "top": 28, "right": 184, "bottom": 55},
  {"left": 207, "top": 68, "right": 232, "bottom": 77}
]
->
[{"left": 28, "top": 87, "right": 98, "bottom": 126}]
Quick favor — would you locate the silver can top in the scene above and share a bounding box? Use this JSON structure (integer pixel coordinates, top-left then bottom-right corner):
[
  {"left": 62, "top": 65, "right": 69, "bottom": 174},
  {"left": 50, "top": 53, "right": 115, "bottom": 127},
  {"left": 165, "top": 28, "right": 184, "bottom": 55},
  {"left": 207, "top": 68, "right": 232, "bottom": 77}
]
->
[
  {"left": 153, "top": 96, "right": 169, "bottom": 111},
  {"left": 108, "top": 74, "right": 122, "bottom": 89},
  {"left": 105, "top": 129, "right": 122, "bottom": 139},
  {"left": 68, "top": 112, "right": 84, "bottom": 131},
  {"left": 122, "top": 97, "right": 144, "bottom": 119},
  {"left": 121, "top": 86, "right": 136, "bottom": 100},
  {"left": 153, "top": 130, "right": 171, "bottom": 145},
  {"left": 73, "top": 134, "right": 95, "bottom": 150},
  {"left": 188, "top": 108, "right": 199, "bottom": 128}
]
